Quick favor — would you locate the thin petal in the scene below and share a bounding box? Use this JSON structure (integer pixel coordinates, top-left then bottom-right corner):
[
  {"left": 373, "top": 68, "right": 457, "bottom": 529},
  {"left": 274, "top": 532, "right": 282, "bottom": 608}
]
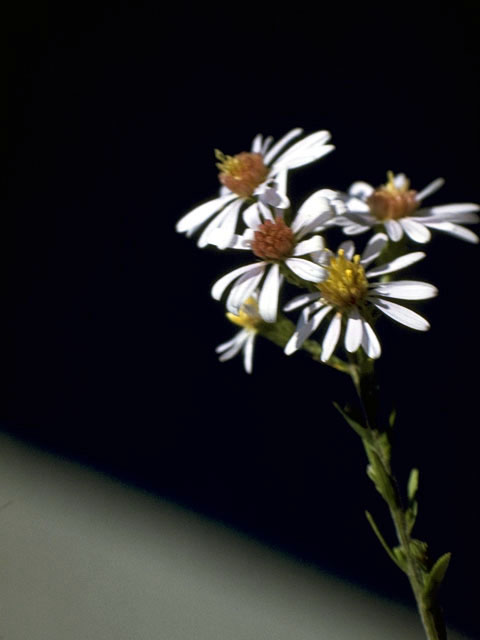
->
[
  {"left": 272, "top": 131, "right": 331, "bottom": 169},
  {"left": 263, "top": 128, "right": 304, "bottom": 165},
  {"left": 422, "top": 221, "right": 479, "bottom": 243},
  {"left": 283, "top": 292, "right": 321, "bottom": 312},
  {"left": 399, "top": 218, "right": 431, "bottom": 243},
  {"left": 291, "top": 191, "right": 331, "bottom": 236},
  {"left": 211, "top": 263, "right": 263, "bottom": 301},
  {"left": 372, "top": 298, "right": 430, "bottom": 331},
  {"left": 415, "top": 178, "right": 445, "bottom": 201},
  {"left": 243, "top": 333, "right": 256, "bottom": 374},
  {"left": 217, "top": 331, "right": 248, "bottom": 361},
  {"left": 258, "top": 263, "right": 282, "bottom": 323},
  {"left": 284, "top": 305, "right": 331, "bottom": 355},
  {"left": 361, "top": 321, "right": 381, "bottom": 359},
  {"left": 360, "top": 233, "right": 388, "bottom": 265},
  {"left": 370, "top": 280, "right": 438, "bottom": 300},
  {"left": 339, "top": 240, "right": 355, "bottom": 260},
  {"left": 421, "top": 203, "right": 480, "bottom": 218},
  {"left": 243, "top": 203, "right": 261, "bottom": 229},
  {"left": 292, "top": 236, "right": 325, "bottom": 256},
  {"left": 384, "top": 219, "right": 404, "bottom": 242},
  {"left": 176, "top": 195, "right": 236, "bottom": 234},
  {"left": 321, "top": 312, "right": 342, "bottom": 362},
  {"left": 366, "top": 252, "right": 426, "bottom": 277},
  {"left": 285, "top": 257, "right": 327, "bottom": 282},
  {"left": 212, "top": 199, "right": 245, "bottom": 249},
  {"left": 349, "top": 181, "right": 374, "bottom": 200},
  {"left": 345, "top": 310, "right": 363, "bottom": 353},
  {"left": 273, "top": 145, "right": 334, "bottom": 172},
  {"left": 251, "top": 133, "right": 263, "bottom": 153},
  {"left": 227, "top": 265, "right": 265, "bottom": 314}
]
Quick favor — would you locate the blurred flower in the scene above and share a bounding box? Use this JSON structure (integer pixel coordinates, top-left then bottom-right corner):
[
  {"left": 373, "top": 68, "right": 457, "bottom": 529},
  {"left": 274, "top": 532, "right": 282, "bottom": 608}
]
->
[
  {"left": 284, "top": 235, "right": 437, "bottom": 361},
  {"left": 175, "top": 128, "right": 334, "bottom": 249},
  {"left": 215, "top": 296, "right": 262, "bottom": 374},
  {"left": 211, "top": 196, "right": 333, "bottom": 323},
  {"left": 331, "top": 171, "right": 479, "bottom": 243}
]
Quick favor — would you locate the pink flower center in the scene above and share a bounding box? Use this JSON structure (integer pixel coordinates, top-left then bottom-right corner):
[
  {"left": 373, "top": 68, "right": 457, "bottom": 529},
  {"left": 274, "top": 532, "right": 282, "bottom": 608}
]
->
[
  {"left": 215, "top": 150, "right": 270, "bottom": 198},
  {"left": 251, "top": 218, "right": 295, "bottom": 261}
]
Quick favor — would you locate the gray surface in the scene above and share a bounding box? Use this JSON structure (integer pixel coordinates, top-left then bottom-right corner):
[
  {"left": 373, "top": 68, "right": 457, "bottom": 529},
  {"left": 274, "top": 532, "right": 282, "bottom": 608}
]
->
[{"left": 0, "top": 433, "right": 471, "bottom": 640}]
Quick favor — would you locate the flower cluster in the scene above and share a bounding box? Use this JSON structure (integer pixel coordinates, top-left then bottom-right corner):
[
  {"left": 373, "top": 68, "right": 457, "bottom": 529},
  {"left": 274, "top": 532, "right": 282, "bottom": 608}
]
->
[{"left": 176, "top": 128, "right": 479, "bottom": 373}]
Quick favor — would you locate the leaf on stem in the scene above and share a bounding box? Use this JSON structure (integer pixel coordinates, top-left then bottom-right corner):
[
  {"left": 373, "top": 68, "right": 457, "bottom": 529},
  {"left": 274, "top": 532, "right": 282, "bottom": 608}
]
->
[
  {"left": 423, "top": 552, "right": 452, "bottom": 606},
  {"left": 333, "top": 402, "right": 366, "bottom": 437},
  {"left": 365, "top": 511, "right": 404, "bottom": 571},
  {"left": 388, "top": 408, "right": 397, "bottom": 429},
  {"left": 407, "top": 468, "right": 419, "bottom": 503}
]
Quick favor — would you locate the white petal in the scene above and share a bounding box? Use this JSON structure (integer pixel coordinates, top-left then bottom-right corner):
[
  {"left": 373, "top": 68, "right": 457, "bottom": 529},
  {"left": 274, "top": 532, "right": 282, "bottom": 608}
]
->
[
  {"left": 372, "top": 298, "right": 430, "bottom": 331},
  {"left": 217, "top": 331, "right": 248, "bottom": 361},
  {"left": 370, "top": 280, "right": 438, "bottom": 300},
  {"left": 258, "top": 263, "right": 282, "bottom": 323},
  {"left": 197, "top": 203, "right": 237, "bottom": 248},
  {"left": 361, "top": 321, "right": 381, "bottom": 359},
  {"left": 258, "top": 201, "right": 274, "bottom": 221},
  {"left": 243, "top": 333, "right": 256, "bottom": 374},
  {"left": 293, "top": 236, "right": 325, "bottom": 256},
  {"left": 400, "top": 218, "right": 431, "bottom": 244},
  {"left": 176, "top": 195, "right": 236, "bottom": 234},
  {"left": 345, "top": 310, "right": 363, "bottom": 353},
  {"left": 284, "top": 305, "right": 331, "bottom": 355},
  {"left": 400, "top": 218, "right": 432, "bottom": 244},
  {"left": 366, "top": 252, "right": 426, "bottom": 277},
  {"left": 422, "top": 203, "right": 480, "bottom": 218},
  {"left": 321, "top": 312, "right": 342, "bottom": 362},
  {"left": 263, "top": 128, "right": 303, "bottom": 165},
  {"left": 360, "top": 233, "right": 388, "bottom": 265},
  {"left": 285, "top": 257, "right": 327, "bottom": 282},
  {"left": 338, "top": 240, "right": 355, "bottom": 260},
  {"left": 261, "top": 135, "right": 274, "bottom": 156},
  {"left": 384, "top": 219, "right": 404, "bottom": 242},
  {"left": 211, "top": 263, "right": 263, "bottom": 301},
  {"left": 342, "top": 223, "right": 372, "bottom": 236},
  {"left": 226, "top": 265, "right": 265, "bottom": 314},
  {"left": 349, "top": 181, "right": 374, "bottom": 200},
  {"left": 212, "top": 199, "right": 245, "bottom": 249},
  {"left": 292, "top": 191, "right": 331, "bottom": 236},
  {"left": 273, "top": 145, "right": 334, "bottom": 172},
  {"left": 272, "top": 131, "right": 331, "bottom": 169},
  {"left": 415, "top": 178, "right": 445, "bottom": 201},
  {"left": 243, "top": 203, "right": 261, "bottom": 229},
  {"left": 283, "top": 292, "right": 321, "bottom": 312},
  {"left": 422, "top": 221, "right": 479, "bottom": 243},
  {"left": 257, "top": 180, "right": 290, "bottom": 209},
  {"left": 251, "top": 133, "right": 263, "bottom": 153}
]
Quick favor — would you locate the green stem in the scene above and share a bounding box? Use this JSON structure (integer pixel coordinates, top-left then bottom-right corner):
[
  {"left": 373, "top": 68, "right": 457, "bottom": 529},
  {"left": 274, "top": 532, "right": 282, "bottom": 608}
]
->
[{"left": 351, "top": 358, "right": 447, "bottom": 640}]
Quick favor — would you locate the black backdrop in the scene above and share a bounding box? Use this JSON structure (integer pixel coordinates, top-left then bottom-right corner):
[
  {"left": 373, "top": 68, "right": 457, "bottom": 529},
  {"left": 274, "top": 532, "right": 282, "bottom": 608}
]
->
[{"left": 5, "top": 3, "right": 480, "bottom": 636}]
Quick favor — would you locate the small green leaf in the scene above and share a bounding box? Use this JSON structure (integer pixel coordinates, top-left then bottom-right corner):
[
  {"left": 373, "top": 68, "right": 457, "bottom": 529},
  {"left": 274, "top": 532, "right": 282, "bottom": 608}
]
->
[
  {"left": 365, "top": 511, "right": 404, "bottom": 571},
  {"left": 389, "top": 408, "right": 397, "bottom": 428},
  {"left": 333, "top": 402, "right": 365, "bottom": 437},
  {"left": 423, "top": 552, "right": 452, "bottom": 606},
  {"left": 406, "top": 501, "right": 418, "bottom": 535},
  {"left": 407, "top": 468, "right": 419, "bottom": 503}
]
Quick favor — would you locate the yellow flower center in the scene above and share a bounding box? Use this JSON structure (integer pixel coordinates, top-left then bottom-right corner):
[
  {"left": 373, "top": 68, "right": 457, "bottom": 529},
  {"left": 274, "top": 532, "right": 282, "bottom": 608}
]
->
[
  {"left": 226, "top": 297, "right": 262, "bottom": 332},
  {"left": 367, "top": 171, "right": 419, "bottom": 220},
  {"left": 215, "top": 149, "right": 270, "bottom": 198},
  {"left": 317, "top": 249, "right": 368, "bottom": 310}
]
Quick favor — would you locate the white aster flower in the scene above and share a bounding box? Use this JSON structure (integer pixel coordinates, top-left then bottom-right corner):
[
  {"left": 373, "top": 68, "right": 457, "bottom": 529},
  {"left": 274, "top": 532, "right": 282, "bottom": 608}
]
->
[
  {"left": 284, "top": 234, "right": 438, "bottom": 361},
  {"left": 211, "top": 195, "right": 334, "bottom": 324},
  {"left": 175, "top": 127, "right": 334, "bottom": 250},
  {"left": 215, "top": 296, "right": 262, "bottom": 374},
  {"left": 331, "top": 171, "right": 479, "bottom": 244}
]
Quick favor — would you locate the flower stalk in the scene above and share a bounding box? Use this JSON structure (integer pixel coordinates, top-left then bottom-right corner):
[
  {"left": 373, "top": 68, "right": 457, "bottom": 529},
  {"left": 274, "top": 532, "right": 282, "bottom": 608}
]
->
[{"left": 344, "top": 353, "right": 450, "bottom": 640}]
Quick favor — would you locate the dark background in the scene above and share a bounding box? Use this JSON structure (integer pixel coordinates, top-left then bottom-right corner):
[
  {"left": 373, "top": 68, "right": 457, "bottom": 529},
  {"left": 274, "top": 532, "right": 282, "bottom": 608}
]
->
[{"left": 5, "top": 2, "right": 480, "bottom": 636}]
